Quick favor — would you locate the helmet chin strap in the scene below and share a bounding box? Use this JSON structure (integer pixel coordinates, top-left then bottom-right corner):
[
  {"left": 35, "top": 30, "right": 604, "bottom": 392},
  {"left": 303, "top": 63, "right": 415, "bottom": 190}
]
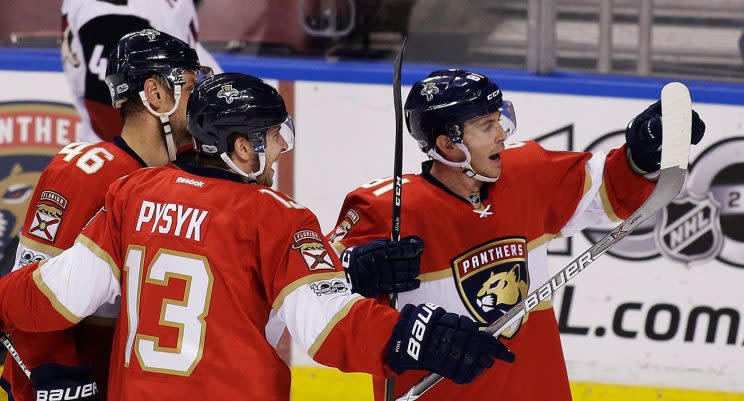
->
[
  {"left": 139, "top": 84, "right": 183, "bottom": 161},
  {"left": 220, "top": 152, "right": 266, "bottom": 182},
  {"left": 427, "top": 143, "right": 500, "bottom": 183}
]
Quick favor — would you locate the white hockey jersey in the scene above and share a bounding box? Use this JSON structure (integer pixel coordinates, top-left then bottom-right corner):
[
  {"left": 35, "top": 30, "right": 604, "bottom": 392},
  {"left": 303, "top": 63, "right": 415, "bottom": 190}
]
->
[{"left": 61, "top": 0, "right": 222, "bottom": 142}]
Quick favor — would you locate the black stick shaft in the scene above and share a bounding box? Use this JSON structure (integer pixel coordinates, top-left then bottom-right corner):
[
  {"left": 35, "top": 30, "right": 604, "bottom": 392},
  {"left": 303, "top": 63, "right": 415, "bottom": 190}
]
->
[{"left": 386, "top": 34, "right": 408, "bottom": 401}]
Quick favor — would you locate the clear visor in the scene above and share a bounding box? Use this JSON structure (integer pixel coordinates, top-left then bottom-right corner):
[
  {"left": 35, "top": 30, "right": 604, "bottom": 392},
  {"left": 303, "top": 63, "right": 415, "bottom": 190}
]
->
[
  {"left": 195, "top": 66, "right": 214, "bottom": 84},
  {"left": 498, "top": 100, "right": 517, "bottom": 137},
  {"left": 267, "top": 116, "right": 295, "bottom": 153},
  {"left": 166, "top": 66, "right": 214, "bottom": 86}
]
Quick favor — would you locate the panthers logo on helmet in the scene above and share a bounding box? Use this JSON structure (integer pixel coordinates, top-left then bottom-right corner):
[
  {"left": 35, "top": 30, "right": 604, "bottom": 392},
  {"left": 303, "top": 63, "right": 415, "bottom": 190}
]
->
[
  {"left": 217, "top": 85, "right": 239, "bottom": 104},
  {"left": 292, "top": 230, "right": 335, "bottom": 271},
  {"left": 141, "top": 29, "right": 159, "bottom": 40},
  {"left": 421, "top": 82, "right": 439, "bottom": 102},
  {"left": 0, "top": 101, "right": 79, "bottom": 256},
  {"left": 452, "top": 237, "right": 529, "bottom": 338}
]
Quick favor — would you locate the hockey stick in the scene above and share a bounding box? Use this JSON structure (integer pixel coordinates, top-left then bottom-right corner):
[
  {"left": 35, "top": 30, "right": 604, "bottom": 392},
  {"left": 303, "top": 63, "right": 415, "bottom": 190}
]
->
[
  {"left": 0, "top": 331, "right": 31, "bottom": 378},
  {"left": 396, "top": 82, "right": 693, "bottom": 401},
  {"left": 386, "top": 34, "right": 408, "bottom": 401}
]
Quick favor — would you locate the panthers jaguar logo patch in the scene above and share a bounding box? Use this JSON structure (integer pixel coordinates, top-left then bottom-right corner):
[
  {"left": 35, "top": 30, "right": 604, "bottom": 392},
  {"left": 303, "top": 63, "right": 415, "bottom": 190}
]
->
[{"left": 452, "top": 237, "right": 529, "bottom": 338}]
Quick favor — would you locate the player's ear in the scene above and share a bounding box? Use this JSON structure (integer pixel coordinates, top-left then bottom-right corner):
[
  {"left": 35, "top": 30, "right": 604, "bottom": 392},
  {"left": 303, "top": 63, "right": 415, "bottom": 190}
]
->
[
  {"left": 142, "top": 77, "right": 164, "bottom": 109},
  {"left": 435, "top": 134, "right": 457, "bottom": 157},
  {"left": 231, "top": 135, "right": 255, "bottom": 164}
]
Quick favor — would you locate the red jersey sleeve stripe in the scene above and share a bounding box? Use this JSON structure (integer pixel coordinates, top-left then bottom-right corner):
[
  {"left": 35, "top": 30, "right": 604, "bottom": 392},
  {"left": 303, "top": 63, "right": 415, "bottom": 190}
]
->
[
  {"left": 599, "top": 181, "right": 623, "bottom": 222},
  {"left": 307, "top": 295, "right": 364, "bottom": 359},
  {"left": 20, "top": 234, "right": 65, "bottom": 257}
]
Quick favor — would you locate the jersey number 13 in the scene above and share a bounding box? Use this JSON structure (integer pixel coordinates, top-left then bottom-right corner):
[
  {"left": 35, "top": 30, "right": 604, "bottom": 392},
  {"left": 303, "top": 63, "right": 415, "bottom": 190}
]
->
[{"left": 123, "top": 246, "right": 214, "bottom": 376}]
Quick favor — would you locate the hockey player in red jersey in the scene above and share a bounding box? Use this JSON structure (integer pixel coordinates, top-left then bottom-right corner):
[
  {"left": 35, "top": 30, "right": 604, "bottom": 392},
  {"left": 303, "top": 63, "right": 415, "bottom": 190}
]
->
[
  {"left": 328, "top": 69, "right": 706, "bottom": 401},
  {"left": 0, "top": 73, "right": 515, "bottom": 401},
  {"left": 1, "top": 29, "right": 212, "bottom": 401}
]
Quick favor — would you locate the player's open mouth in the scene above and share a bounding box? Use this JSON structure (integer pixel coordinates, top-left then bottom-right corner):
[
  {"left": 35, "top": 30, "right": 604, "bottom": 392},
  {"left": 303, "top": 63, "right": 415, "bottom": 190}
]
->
[{"left": 489, "top": 153, "right": 501, "bottom": 161}]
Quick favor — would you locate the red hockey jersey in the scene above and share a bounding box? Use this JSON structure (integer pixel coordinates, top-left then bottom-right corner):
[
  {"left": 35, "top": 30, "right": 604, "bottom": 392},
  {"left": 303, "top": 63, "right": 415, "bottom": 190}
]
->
[
  {"left": 0, "top": 163, "right": 399, "bottom": 401},
  {"left": 3, "top": 137, "right": 146, "bottom": 401},
  {"left": 327, "top": 141, "right": 655, "bottom": 401}
]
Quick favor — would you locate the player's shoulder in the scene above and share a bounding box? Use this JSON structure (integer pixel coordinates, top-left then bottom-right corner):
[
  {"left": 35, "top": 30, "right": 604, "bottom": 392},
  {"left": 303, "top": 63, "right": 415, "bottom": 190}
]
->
[
  {"left": 251, "top": 185, "right": 308, "bottom": 214},
  {"left": 48, "top": 141, "right": 141, "bottom": 179},
  {"left": 501, "top": 140, "right": 547, "bottom": 158},
  {"left": 500, "top": 140, "right": 557, "bottom": 171},
  {"left": 116, "top": 164, "right": 201, "bottom": 193},
  {"left": 344, "top": 174, "right": 425, "bottom": 206}
]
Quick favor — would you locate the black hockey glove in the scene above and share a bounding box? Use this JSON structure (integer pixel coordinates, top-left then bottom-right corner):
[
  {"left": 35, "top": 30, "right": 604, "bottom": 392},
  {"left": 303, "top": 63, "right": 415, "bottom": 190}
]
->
[
  {"left": 31, "top": 363, "right": 100, "bottom": 401},
  {"left": 341, "top": 236, "right": 424, "bottom": 298},
  {"left": 626, "top": 100, "right": 705, "bottom": 173},
  {"left": 386, "top": 303, "right": 514, "bottom": 384}
]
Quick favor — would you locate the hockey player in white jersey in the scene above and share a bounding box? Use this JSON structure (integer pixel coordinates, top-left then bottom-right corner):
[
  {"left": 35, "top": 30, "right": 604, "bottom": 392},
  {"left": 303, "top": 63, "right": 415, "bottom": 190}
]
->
[{"left": 61, "top": 0, "right": 222, "bottom": 142}]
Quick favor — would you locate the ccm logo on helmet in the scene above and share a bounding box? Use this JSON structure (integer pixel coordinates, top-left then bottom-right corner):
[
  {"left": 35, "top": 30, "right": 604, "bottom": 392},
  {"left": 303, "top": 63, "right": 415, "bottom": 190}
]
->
[
  {"left": 487, "top": 90, "right": 501, "bottom": 101},
  {"left": 36, "top": 383, "right": 98, "bottom": 401},
  {"left": 406, "top": 303, "right": 440, "bottom": 360}
]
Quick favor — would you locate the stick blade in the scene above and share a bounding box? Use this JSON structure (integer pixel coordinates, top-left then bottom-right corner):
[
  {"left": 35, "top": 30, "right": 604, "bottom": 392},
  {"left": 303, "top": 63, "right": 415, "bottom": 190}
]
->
[{"left": 660, "top": 82, "right": 692, "bottom": 170}]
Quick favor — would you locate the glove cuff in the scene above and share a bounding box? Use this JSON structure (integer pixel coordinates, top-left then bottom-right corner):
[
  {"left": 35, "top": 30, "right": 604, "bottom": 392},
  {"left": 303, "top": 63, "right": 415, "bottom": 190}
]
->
[
  {"left": 625, "top": 147, "right": 660, "bottom": 181},
  {"left": 340, "top": 246, "right": 355, "bottom": 285}
]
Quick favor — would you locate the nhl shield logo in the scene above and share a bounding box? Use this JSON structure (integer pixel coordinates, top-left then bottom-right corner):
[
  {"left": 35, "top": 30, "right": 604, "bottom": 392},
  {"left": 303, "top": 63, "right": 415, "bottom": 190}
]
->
[
  {"left": 452, "top": 237, "right": 529, "bottom": 338},
  {"left": 656, "top": 194, "right": 723, "bottom": 265},
  {"left": 217, "top": 85, "right": 239, "bottom": 104},
  {"left": 421, "top": 82, "right": 439, "bottom": 102}
]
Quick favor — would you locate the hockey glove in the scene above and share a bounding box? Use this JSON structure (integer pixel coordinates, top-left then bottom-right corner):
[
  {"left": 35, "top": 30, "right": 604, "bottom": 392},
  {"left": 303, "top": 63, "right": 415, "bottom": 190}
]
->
[
  {"left": 626, "top": 100, "right": 705, "bottom": 174},
  {"left": 31, "top": 363, "right": 100, "bottom": 401},
  {"left": 341, "top": 236, "right": 424, "bottom": 298},
  {"left": 387, "top": 303, "right": 515, "bottom": 384}
]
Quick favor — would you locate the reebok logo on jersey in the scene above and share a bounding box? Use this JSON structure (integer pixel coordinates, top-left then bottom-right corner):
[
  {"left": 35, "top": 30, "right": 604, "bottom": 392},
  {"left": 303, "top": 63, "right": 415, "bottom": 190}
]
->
[
  {"left": 28, "top": 191, "right": 69, "bottom": 242},
  {"left": 175, "top": 176, "right": 205, "bottom": 188},
  {"left": 135, "top": 200, "right": 209, "bottom": 242},
  {"left": 292, "top": 230, "right": 335, "bottom": 271}
]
